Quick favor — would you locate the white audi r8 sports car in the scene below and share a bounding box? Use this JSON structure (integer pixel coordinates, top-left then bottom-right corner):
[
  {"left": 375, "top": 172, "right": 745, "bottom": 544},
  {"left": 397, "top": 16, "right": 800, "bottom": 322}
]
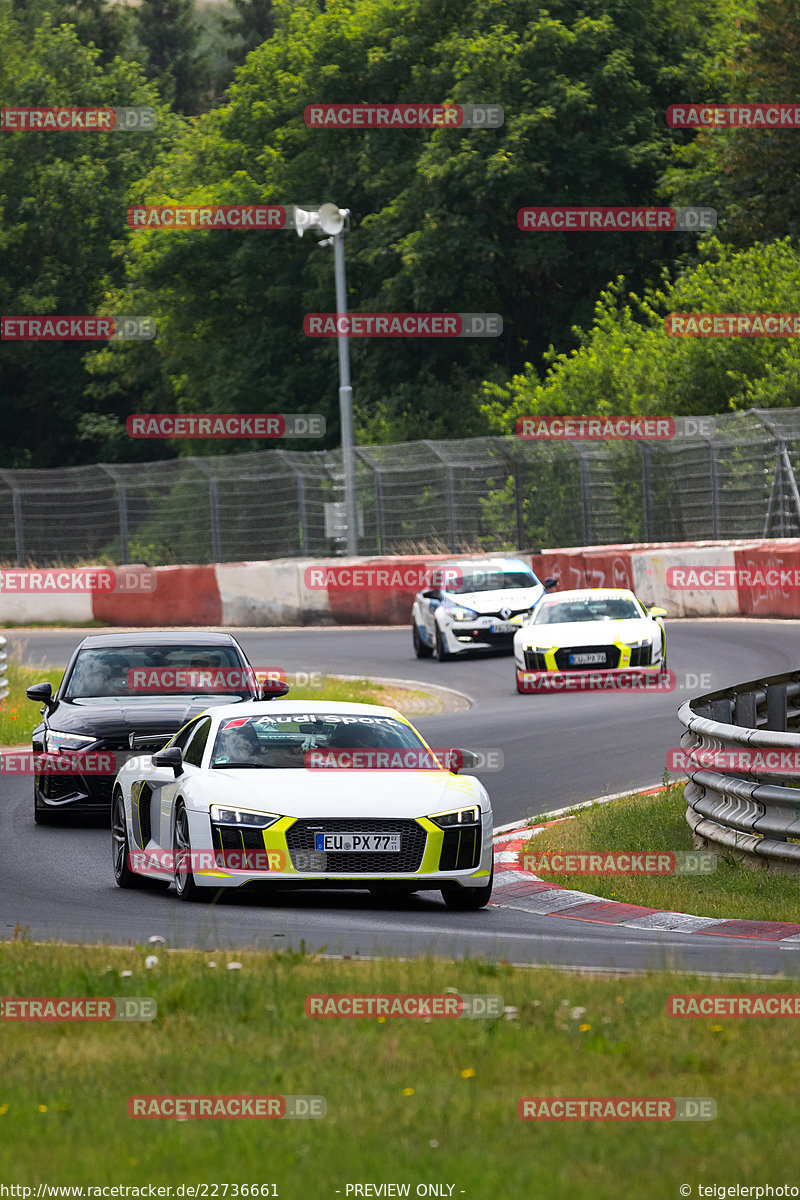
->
[
  {"left": 111, "top": 700, "right": 494, "bottom": 909},
  {"left": 411, "top": 557, "right": 557, "bottom": 660},
  {"left": 513, "top": 588, "right": 667, "bottom": 692}
]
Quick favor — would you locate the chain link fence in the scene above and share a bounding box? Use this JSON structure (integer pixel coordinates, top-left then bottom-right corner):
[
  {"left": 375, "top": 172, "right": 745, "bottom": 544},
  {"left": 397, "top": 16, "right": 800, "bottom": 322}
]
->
[{"left": 1, "top": 408, "right": 800, "bottom": 565}]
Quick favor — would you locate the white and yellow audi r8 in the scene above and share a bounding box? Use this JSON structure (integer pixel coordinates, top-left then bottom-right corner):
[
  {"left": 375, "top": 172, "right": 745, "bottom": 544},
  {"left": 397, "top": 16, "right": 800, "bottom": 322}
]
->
[
  {"left": 513, "top": 588, "right": 667, "bottom": 693},
  {"left": 111, "top": 701, "right": 493, "bottom": 909}
]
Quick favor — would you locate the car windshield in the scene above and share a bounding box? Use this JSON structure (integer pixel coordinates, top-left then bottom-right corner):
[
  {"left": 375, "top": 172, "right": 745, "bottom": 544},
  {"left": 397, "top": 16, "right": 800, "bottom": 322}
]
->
[
  {"left": 210, "top": 713, "right": 432, "bottom": 769},
  {"left": 63, "top": 645, "right": 253, "bottom": 699},
  {"left": 441, "top": 569, "right": 538, "bottom": 595},
  {"left": 532, "top": 597, "right": 642, "bottom": 625}
]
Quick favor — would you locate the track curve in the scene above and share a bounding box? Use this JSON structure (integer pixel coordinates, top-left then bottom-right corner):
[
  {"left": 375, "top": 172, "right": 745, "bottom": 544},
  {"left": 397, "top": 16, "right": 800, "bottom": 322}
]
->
[{"left": 3, "top": 619, "right": 800, "bottom": 974}]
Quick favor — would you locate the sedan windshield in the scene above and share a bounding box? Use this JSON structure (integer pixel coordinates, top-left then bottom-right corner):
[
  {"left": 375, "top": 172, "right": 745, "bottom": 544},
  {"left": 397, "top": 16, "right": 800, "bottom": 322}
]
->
[
  {"left": 211, "top": 713, "right": 432, "bottom": 769},
  {"left": 444, "top": 570, "right": 537, "bottom": 595},
  {"left": 63, "top": 645, "right": 254, "bottom": 699},
  {"left": 532, "top": 597, "right": 642, "bottom": 625}
]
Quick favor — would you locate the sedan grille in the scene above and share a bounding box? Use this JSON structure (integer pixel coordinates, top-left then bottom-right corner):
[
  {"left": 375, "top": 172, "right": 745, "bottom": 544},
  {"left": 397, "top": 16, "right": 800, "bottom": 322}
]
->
[{"left": 286, "top": 818, "right": 427, "bottom": 874}]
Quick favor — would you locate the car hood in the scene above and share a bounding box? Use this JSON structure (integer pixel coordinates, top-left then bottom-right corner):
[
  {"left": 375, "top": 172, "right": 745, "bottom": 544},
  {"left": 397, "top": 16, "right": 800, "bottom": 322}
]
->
[
  {"left": 442, "top": 585, "right": 543, "bottom": 615},
  {"left": 187, "top": 767, "right": 486, "bottom": 820},
  {"left": 516, "top": 617, "right": 654, "bottom": 648},
  {"left": 48, "top": 696, "right": 241, "bottom": 740}
]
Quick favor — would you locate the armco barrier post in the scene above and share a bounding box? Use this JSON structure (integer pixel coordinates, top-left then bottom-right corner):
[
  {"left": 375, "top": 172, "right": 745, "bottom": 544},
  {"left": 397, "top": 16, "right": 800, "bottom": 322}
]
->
[{"left": 767, "top": 684, "right": 788, "bottom": 731}]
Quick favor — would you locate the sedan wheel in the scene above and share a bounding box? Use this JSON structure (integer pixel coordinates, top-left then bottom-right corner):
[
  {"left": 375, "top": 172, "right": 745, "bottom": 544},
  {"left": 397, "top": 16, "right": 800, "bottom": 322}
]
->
[
  {"left": 412, "top": 622, "right": 433, "bottom": 658},
  {"left": 112, "top": 790, "right": 142, "bottom": 889},
  {"left": 435, "top": 627, "right": 454, "bottom": 662}
]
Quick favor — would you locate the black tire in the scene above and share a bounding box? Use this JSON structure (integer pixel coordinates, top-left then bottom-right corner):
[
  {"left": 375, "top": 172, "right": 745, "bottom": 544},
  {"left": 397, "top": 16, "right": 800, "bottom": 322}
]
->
[
  {"left": 173, "top": 804, "right": 218, "bottom": 903},
  {"left": 412, "top": 621, "right": 433, "bottom": 658},
  {"left": 112, "top": 789, "right": 144, "bottom": 888},
  {"left": 435, "top": 627, "right": 454, "bottom": 662},
  {"left": 441, "top": 864, "right": 493, "bottom": 910}
]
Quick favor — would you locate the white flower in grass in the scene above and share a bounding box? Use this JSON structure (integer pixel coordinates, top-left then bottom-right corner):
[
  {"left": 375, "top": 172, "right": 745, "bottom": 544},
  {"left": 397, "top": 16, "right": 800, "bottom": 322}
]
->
[
  {"left": 207, "top": 961, "right": 217, "bottom": 969},
  {"left": 144, "top": 955, "right": 158, "bottom": 969},
  {"left": 503, "top": 1006, "right": 519, "bottom": 1020},
  {"left": 120, "top": 970, "right": 133, "bottom": 978},
  {"left": 226, "top": 961, "right": 243, "bottom": 971},
  {"left": 571, "top": 1007, "right": 587, "bottom": 1021},
  {"left": 148, "top": 935, "right": 166, "bottom": 945}
]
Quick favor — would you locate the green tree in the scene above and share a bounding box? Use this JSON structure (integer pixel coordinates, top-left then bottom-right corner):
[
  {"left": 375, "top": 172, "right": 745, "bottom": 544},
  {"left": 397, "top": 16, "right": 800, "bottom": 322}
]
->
[
  {"left": 0, "top": 1, "right": 176, "bottom": 468},
  {"left": 134, "top": 0, "right": 209, "bottom": 115},
  {"left": 103, "top": 0, "right": 727, "bottom": 453},
  {"left": 221, "top": 0, "right": 274, "bottom": 66}
]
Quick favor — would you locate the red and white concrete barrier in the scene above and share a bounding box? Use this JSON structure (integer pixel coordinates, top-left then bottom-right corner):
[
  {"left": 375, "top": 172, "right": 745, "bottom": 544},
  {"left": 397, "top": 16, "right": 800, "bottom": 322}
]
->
[{"left": 3, "top": 539, "right": 800, "bottom": 625}]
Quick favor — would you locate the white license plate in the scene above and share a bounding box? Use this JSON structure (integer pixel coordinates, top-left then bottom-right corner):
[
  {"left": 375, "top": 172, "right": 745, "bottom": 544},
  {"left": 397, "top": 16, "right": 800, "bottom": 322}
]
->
[
  {"left": 570, "top": 652, "right": 606, "bottom": 665},
  {"left": 489, "top": 621, "right": 516, "bottom": 634},
  {"left": 315, "top": 833, "right": 401, "bottom": 852}
]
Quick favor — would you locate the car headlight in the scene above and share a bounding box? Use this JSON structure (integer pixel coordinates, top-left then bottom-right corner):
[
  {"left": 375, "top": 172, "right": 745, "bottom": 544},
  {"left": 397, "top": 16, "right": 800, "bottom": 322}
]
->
[
  {"left": 210, "top": 805, "right": 280, "bottom": 829},
  {"left": 44, "top": 730, "right": 96, "bottom": 753},
  {"left": 624, "top": 638, "right": 653, "bottom": 649},
  {"left": 445, "top": 605, "right": 479, "bottom": 622},
  {"left": 430, "top": 805, "right": 481, "bottom": 828}
]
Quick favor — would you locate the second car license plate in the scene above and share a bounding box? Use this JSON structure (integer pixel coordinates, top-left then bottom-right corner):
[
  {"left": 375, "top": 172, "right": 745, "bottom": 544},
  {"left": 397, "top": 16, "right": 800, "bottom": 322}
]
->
[
  {"left": 489, "top": 621, "right": 516, "bottom": 634},
  {"left": 315, "top": 833, "right": 401, "bottom": 852},
  {"left": 570, "top": 652, "right": 606, "bottom": 665}
]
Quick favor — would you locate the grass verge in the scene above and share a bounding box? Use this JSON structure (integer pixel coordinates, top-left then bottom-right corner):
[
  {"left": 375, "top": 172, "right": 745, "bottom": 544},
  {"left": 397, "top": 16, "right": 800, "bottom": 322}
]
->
[
  {"left": 0, "top": 940, "right": 798, "bottom": 1193},
  {"left": 0, "top": 660, "right": 64, "bottom": 745},
  {"left": 522, "top": 782, "right": 800, "bottom": 923}
]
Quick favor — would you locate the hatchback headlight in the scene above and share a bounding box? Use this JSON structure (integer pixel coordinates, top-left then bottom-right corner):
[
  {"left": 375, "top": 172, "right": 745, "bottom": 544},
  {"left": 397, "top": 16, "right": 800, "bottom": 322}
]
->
[
  {"left": 44, "top": 730, "right": 95, "bottom": 753},
  {"left": 210, "top": 805, "right": 280, "bottom": 829},
  {"left": 431, "top": 806, "right": 481, "bottom": 828},
  {"left": 446, "top": 606, "right": 479, "bottom": 622}
]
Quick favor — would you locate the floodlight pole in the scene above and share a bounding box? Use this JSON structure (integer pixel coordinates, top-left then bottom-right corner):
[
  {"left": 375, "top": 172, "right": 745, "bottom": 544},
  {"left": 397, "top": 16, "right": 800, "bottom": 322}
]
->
[{"left": 332, "top": 228, "right": 358, "bottom": 555}]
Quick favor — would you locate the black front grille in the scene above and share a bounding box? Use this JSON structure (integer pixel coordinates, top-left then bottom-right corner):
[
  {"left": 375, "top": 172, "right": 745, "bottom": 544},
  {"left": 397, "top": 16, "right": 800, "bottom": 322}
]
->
[
  {"left": 485, "top": 607, "right": 530, "bottom": 620},
  {"left": 211, "top": 825, "right": 266, "bottom": 852},
  {"left": 439, "top": 825, "right": 481, "bottom": 871},
  {"left": 41, "top": 775, "right": 86, "bottom": 801},
  {"left": 554, "top": 645, "right": 621, "bottom": 671},
  {"left": 524, "top": 649, "right": 547, "bottom": 670},
  {"left": 133, "top": 783, "right": 153, "bottom": 847},
  {"left": 628, "top": 645, "right": 652, "bottom": 667},
  {"left": 286, "top": 818, "right": 427, "bottom": 873}
]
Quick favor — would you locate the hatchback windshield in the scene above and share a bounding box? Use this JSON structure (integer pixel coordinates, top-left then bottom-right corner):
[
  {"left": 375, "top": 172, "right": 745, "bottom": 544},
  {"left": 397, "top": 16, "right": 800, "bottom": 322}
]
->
[
  {"left": 210, "top": 713, "right": 431, "bottom": 769},
  {"left": 64, "top": 645, "right": 253, "bottom": 699},
  {"left": 442, "top": 569, "right": 538, "bottom": 595},
  {"left": 532, "top": 597, "right": 642, "bottom": 625}
]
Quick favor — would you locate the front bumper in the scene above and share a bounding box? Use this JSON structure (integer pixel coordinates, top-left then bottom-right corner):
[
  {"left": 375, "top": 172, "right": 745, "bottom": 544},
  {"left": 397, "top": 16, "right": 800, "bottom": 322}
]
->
[{"left": 171, "top": 809, "right": 494, "bottom": 890}]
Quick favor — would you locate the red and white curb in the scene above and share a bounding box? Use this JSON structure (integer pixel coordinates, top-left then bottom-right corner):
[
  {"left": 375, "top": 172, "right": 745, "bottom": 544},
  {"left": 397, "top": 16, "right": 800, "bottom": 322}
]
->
[{"left": 491, "top": 811, "right": 800, "bottom": 944}]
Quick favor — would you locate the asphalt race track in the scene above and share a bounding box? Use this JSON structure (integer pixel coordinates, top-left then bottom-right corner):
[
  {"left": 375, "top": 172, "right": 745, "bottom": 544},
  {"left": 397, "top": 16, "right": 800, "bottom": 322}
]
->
[{"left": 3, "top": 619, "right": 800, "bottom": 975}]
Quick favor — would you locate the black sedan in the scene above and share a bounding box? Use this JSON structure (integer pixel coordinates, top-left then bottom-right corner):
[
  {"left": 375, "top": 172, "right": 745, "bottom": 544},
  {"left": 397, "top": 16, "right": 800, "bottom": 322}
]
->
[{"left": 26, "top": 630, "right": 283, "bottom": 823}]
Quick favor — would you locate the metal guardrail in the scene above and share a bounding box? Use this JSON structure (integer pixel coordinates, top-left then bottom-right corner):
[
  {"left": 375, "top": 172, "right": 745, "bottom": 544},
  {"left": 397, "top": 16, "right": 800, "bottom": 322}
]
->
[
  {"left": 0, "top": 636, "right": 7, "bottom": 702},
  {"left": 678, "top": 671, "right": 800, "bottom": 870}
]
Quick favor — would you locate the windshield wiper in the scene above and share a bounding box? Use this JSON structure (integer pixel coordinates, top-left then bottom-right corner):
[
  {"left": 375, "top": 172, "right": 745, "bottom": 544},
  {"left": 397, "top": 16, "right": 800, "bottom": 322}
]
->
[{"left": 211, "top": 761, "right": 275, "bottom": 769}]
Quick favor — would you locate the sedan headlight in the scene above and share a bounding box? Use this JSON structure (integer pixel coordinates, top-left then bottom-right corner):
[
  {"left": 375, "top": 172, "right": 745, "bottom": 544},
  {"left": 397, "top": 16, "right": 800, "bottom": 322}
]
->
[
  {"left": 209, "top": 805, "right": 280, "bottom": 829},
  {"left": 44, "top": 730, "right": 96, "bottom": 753},
  {"left": 624, "top": 637, "right": 653, "bottom": 649},
  {"left": 445, "top": 605, "right": 479, "bottom": 622},
  {"left": 431, "top": 805, "right": 481, "bottom": 828}
]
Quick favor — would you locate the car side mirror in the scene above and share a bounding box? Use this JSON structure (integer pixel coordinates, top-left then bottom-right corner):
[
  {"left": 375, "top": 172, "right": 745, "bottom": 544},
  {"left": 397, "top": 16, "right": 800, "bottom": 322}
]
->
[
  {"left": 446, "top": 748, "right": 481, "bottom": 774},
  {"left": 648, "top": 606, "right": 667, "bottom": 618},
  {"left": 259, "top": 679, "right": 290, "bottom": 700},
  {"left": 26, "top": 682, "right": 54, "bottom": 710},
  {"left": 544, "top": 577, "right": 559, "bottom": 591},
  {"left": 151, "top": 746, "right": 184, "bottom": 776}
]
